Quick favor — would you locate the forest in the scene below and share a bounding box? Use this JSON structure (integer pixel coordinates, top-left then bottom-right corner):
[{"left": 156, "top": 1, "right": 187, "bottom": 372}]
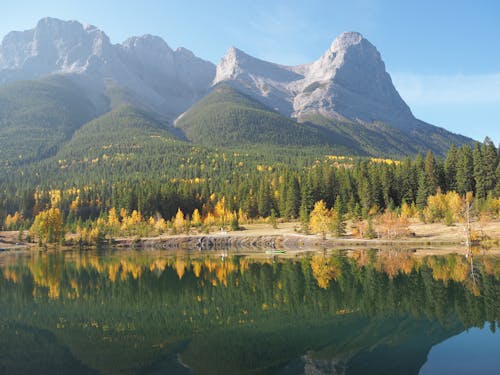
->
[{"left": 1, "top": 135, "right": 499, "bottom": 245}]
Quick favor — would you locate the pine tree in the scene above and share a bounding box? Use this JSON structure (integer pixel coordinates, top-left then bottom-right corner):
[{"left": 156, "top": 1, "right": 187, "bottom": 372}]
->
[
  {"left": 444, "top": 144, "right": 458, "bottom": 192},
  {"left": 473, "top": 142, "right": 486, "bottom": 199},
  {"left": 331, "top": 197, "right": 346, "bottom": 237},
  {"left": 257, "top": 179, "right": 271, "bottom": 217},
  {"left": 424, "top": 150, "right": 438, "bottom": 195},
  {"left": 300, "top": 176, "right": 314, "bottom": 216},
  {"left": 416, "top": 171, "right": 428, "bottom": 211},
  {"left": 496, "top": 162, "right": 500, "bottom": 196},
  {"left": 285, "top": 175, "right": 300, "bottom": 219},
  {"left": 481, "top": 137, "right": 498, "bottom": 194},
  {"left": 456, "top": 145, "right": 474, "bottom": 195}
]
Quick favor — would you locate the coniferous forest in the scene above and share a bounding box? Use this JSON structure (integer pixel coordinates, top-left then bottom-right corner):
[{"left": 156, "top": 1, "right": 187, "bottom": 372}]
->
[{"left": 1, "top": 126, "right": 499, "bottom": 244}]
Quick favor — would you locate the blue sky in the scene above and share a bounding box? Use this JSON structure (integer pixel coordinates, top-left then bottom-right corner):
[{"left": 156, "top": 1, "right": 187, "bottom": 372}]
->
[{"left": 1, "top": 0, "right": 499, "bottom": 144}]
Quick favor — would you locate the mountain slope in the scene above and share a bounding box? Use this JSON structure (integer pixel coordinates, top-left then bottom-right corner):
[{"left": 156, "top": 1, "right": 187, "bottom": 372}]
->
[
  {"left": 0, "top": 19, "right": 474, "bottom": 159},
  {"left": 56, "top": 105, "right": 177, "bottom": 162},
  {"left": 303, "top": 114, "right": 471, "bottom": 156},
  {"left": 212, "top": 32, "right": 472, "bottom": 155},
  {"left": 0, "top": 17, "right": 215, "bottom": 119},
  {"left": 0, "top": 75, "right": 97, "bottom": 165},
  {"left": 175, "top": 84, "right": 328, "bottom": 147}
]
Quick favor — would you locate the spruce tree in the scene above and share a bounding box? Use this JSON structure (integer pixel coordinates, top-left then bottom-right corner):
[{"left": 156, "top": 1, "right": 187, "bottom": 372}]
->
[
  {"left": 481, "top": 137, "right": 497, "bottom": 194},
  {"left": 331, "top": 196, "right": 346, "bottom": 237},
  {"left": 416, "top": 171, "right": 428, "bottom": 210},
  {"left": 456, "top": 145, "right": 474, "bottom": 195},
  {"left": 444, "top": 144, "right": 458, "bottom": 192},
  {"left": 285, "top": 175, "right": 301, "bottom": 219},
  {"left": 424, "top": 150, "right": 438, "bottom": 195},
  {"left": 473, "top": 142, "right": 486, "bottom": 199}
]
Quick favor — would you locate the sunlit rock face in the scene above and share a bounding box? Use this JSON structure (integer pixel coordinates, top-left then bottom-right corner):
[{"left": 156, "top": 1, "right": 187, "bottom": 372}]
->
[{"left": 214, "top": 32, "right": 414, "bottom": 129}]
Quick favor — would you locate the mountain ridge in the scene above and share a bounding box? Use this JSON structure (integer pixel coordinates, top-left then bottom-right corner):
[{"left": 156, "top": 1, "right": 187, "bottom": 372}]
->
[
  {"left": 0, "top": 18, "right": 473, "bottom": 160},
  {"left": 0, "top": 17, "right": 215, "bottom": 119}
]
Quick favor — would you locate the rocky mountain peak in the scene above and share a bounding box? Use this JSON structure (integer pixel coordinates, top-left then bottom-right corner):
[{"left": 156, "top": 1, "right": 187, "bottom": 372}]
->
[
  {"left": 329, "top": 31, "right": 364, "bottom": 51},
  {"left": 0, "top": 17, "right": 216, "bottom": 119},
  {"left": 122, "top": 34, "right": 172, "bottom": 53},
  {"left": 0, "top": 18, "right": 112, "bottom": 75},
  {"left": 212, "top": 31, "right": 414, "bottom": 128}
]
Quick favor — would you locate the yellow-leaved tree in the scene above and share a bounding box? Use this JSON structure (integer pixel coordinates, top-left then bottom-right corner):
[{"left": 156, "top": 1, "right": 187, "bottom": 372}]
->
[
  {"left": 30, "top": 207, "right": 63, "bottom": 245},
  {"left": 309, "top": 200, "right": 331, "bottom": 240},
  {"left": 192, "top": 209, "right": 202, "bottom": 227},
  {"left": 173, "top": 208, "right": 185, "bottom": 234}
]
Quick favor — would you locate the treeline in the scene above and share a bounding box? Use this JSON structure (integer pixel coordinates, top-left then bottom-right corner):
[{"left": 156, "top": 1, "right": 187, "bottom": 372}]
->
[{"left": 1, "top": 138, "right": 499, "bottom": 242}]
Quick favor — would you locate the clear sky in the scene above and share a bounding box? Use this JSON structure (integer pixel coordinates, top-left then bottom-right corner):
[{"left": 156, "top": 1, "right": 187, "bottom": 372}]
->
[{"left": 1, "top": 0, "right": 499, "bottom": 144}]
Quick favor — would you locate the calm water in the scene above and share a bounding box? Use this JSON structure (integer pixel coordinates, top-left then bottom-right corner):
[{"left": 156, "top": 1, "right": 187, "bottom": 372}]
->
[{"left": 0, "top": 248, "right": 498, "bottom": 375}]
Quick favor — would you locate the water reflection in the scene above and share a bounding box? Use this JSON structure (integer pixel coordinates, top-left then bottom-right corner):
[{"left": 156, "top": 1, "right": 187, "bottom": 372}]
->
[{"left": 0, "top": 248, "right": 498, "bottom": 374}]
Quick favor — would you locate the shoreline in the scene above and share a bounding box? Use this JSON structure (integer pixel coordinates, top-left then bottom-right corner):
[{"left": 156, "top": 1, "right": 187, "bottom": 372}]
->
[{"left": 2, "top": 220, "right": 500, "bottom": 253}]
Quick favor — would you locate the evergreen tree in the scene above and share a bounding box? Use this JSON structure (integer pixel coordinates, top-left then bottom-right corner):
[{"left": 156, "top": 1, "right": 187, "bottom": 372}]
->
[
  {"left": 399, "top": 158, "right": 417, "bottom": 204},
  {"left": 473, "top": 142, "right": 486, "bottom": 199},
  {"left": 481, "top": 137, "right": 498, "bottom": 194},
  {"left": 285, "top": 175, "right": 301, "bottom": 219},
  {"left": 300, "top": 176, "right": 314, "bottom": 216},
  {"left": 444, "top": 144, "right": 458, "bottom": 192},
  {"left": 496, "top": 163, "right": 500, "bottom": 197},
  {"left": 331, "top": 196, "right": 346, "bottom": 237},
  {"left": 416, "top": 171, "right": 428, "bottom": 211},
  {"left": 456, "top": 145, "right": 475, "bottom": 195},
  {"left": 424, "top": 150, "right": 438, "bottom": 195},
  {"left": 257, "top": 178, "right": 272, "bottom": 217}
]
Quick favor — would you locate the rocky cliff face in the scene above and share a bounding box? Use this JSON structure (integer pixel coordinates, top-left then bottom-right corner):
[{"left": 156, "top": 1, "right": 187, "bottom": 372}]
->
[
  {"left": 0, "top": 17, "right": 216, "bottom": 118},
  {"left": 213, "top": 32, "right": 415, "bottom": 129}
]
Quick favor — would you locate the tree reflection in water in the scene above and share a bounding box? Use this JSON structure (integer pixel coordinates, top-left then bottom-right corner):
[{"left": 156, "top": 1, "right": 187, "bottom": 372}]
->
[{"left": 0, "top": 248, "right": 498, "bottom": 374}]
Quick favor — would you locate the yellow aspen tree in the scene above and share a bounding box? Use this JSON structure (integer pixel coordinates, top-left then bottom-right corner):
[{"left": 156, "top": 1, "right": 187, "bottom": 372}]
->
[
  {"left": 309, "top": 200, "right": 331, "bottom": 240},
  {"left": 154, "top": 217, "right": 168, "bottom": 233},
  {"left": 214, "top": 197, "right": 227, "bottom": 225},
  {"left": 192, "top": 209, "right": 202, "bottom": 227},
  {"left": 108, "top": 207, "right": 120, "bottom": 235},
  {"left": 31, "top": 208, "right": 63, "bottom": 244},
  {"left": 174, "top": 208, "right": 185, "bottom": 234}
]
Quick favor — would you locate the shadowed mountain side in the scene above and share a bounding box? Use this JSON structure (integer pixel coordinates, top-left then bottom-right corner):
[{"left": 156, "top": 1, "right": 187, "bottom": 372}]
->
[
  {"left": 0, "top": 75, "right": 98, "bottom": 165},
  {"left": 174, "top": 84, "right": 328, "bottom": 147}
]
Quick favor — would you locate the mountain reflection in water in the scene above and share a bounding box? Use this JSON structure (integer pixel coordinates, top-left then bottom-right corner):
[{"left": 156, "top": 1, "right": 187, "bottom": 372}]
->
[{"left": 0, "top": 248, "right": 498, "bottom": 375}]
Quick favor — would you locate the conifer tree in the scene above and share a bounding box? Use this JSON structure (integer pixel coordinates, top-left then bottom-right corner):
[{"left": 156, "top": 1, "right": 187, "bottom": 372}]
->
[
  {"left": 424, "top": 150, "right": 438, "bottom": 195},
  {"left": 481, "top": 137, "right": 497, "bottom": 194},
  {"left": 285, "top": 175, "right": 300, "bottom": 219},
  {"left": 456, "top": 145, "right": 474, "bottom": 195},
  {"left": 331, "top": 196, "right": 346, "bottom": 237},
  {"left": 473, "top": 142, "right": 486, "bottom": 199},
  {"left": 416, "top": 171, "right": 428, "bottom": 211},
  {"left": 444, "top": 144, "right": 458, "bottom": 192}
]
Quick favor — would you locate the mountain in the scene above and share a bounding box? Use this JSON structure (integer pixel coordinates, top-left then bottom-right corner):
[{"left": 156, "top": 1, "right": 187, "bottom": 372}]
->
[
  {"left": 213, "top": 32, "right": 418, "bottom": 127},
  {"left": 0, "top": 18, "right": 472, "bottom": 161},
  {"left": 175, "top": 84, "right": 329, "bottom": 148},
  {"left": 211, "top": 32, "right": 470, "bottom": 154},
  {"left": 0, "top": 17, "right": 215, "bottom": 119}
]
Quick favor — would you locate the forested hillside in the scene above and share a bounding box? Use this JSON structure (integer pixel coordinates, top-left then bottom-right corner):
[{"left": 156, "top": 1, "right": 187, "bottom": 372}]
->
[
  {"left": 0, "top": 76, "right": 97, "bottom": 165},
  {"left": 1, "top": 133, "right": 498, "bottom": 245},
  {"left": 175, "top": 84, "right": 329, "bottom": 148}
]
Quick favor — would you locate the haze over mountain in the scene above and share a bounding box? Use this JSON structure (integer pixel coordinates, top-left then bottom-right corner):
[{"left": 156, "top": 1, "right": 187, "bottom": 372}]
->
[
  {"left": 0, "top": 17, "right": 471, "bottom": 163},
  {"left": 0, "top": 17, "right": 215, "bottom": 119}
]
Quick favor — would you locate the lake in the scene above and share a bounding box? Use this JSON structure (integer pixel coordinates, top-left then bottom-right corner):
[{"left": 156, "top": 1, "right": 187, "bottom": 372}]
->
[{"left": 0, "top": 247, "right": 498, "bottom": 374}]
